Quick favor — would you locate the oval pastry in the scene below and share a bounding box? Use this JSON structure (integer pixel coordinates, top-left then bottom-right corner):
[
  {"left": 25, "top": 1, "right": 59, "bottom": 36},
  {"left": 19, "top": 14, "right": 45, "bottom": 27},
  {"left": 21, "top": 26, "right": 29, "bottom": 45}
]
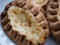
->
[{"left": 1, "top": 0, "right": 49, "bottom": 45}]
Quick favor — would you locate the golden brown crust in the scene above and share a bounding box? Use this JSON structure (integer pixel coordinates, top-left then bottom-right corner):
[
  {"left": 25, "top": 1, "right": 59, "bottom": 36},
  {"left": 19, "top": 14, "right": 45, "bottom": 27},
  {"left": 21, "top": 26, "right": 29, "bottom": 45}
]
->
[
  {"left": 15, "top": 0, "right": 49, "bottom": 8},
  {"left": 46, "top": 0, "right": 60, "bottom": 42},
  {"left": 1, "top": 0, "right": 49, "bottom": 45}
]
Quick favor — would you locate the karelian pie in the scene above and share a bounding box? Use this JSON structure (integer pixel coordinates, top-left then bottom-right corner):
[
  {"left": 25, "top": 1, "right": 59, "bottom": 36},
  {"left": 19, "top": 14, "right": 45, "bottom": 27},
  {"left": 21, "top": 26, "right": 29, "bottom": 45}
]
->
[
  {"left": 15, "top": 0, "right": 49, "bottom": 8},
  {"left": 26, "top": 0, "right": 48, "bottom": 7},
  {"left": 46, "top": 0, "right": 60, "bottom": 43},
  {"left": 1, "top": 0, "right": 49, "bottom": 45}
]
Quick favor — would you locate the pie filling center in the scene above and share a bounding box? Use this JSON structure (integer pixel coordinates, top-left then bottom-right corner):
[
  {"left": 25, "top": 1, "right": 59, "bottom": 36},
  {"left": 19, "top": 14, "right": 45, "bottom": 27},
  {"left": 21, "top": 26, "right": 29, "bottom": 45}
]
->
[{"left": 7, "top": 6, "right": 45, "bottom": 44}]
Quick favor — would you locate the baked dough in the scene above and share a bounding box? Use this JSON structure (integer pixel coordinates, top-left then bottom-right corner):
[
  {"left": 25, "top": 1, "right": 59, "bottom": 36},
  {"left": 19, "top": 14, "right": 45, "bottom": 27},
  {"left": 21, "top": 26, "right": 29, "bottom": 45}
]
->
[
  {"left": 46, "top": 0, "right": 60, "bottom": 42},
  {"left": 1, "top": 0, "right": 49, "bottom": 45},
  {"left": 26, "top": 0, "right": 48, "bottom": 7}
]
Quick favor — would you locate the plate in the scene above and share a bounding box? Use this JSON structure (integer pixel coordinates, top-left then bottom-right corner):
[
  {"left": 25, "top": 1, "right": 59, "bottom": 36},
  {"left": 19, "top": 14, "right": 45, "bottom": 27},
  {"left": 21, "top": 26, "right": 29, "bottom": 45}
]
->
[{"left": 0, "top": 0, "right": 59, "bottom": 45}]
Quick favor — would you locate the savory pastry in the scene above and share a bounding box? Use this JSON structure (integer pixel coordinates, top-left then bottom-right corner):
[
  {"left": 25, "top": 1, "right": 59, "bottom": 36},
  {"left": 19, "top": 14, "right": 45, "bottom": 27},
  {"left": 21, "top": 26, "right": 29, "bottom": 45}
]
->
[
  {"left": 27, "top": 0, "right": 49, "bottom": 8},
  {"left": 1, "top": 0, "right": 49, "bottom": 45},
  {"left": 46, "top": 0, "right": 60, "bottom": 42},
  {"left": 15, "top": 0, "right": 49, "bottom": 8}
]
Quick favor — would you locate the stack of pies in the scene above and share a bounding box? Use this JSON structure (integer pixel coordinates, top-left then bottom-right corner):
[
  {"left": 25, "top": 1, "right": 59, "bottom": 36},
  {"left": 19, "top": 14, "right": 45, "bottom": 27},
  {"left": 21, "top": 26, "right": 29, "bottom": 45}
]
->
[{"left": 1, "top": 0, "right": 60, "bottom": 45}]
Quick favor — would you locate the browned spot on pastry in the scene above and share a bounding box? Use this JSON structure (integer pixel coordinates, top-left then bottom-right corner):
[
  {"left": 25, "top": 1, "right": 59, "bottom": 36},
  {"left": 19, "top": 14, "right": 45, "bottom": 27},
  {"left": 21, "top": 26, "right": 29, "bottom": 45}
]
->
[
  {"left": 38, "top": 43, "right": 41, "bottom": 45},
  {"left": 36, "top": 12, "right": 45, "bottom": 22},
  {"left": 31, "top": 7, "right": 39, "bottom": 16},
  {"left": 53, "top": 0, "right": 58, "bottom": 2},
  {"left": 1, "top": 16, "right": 10, "bottom": 27},
  {"left": 47, "top": 13, "right": 58, "bottom": 22},
  {"left": 1, "top": 10, "right": 7, "bottom": 20},
  {"left": 3, "top": 22, "right": 12, "bottom": 31},
  {"left": 17, "top": 0, "right": 26, "bottom": 8},
  {"left": 29, "top": 41, "right": 32, "bottom": 45},
  {"left": 49, "top": 2, "right": 58, "bottom": 9},
  {"left": 5, "top": 3, "right": 12, "bottom": 10},
  {"left": 20, "top": 36, "right": 26, "bottom": 42},
  {"left": 11, "top": 30, "right": 18, "bottom": 38},
  {"left": 23, "top": 2, "right": 33, "bottom": 10}
]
